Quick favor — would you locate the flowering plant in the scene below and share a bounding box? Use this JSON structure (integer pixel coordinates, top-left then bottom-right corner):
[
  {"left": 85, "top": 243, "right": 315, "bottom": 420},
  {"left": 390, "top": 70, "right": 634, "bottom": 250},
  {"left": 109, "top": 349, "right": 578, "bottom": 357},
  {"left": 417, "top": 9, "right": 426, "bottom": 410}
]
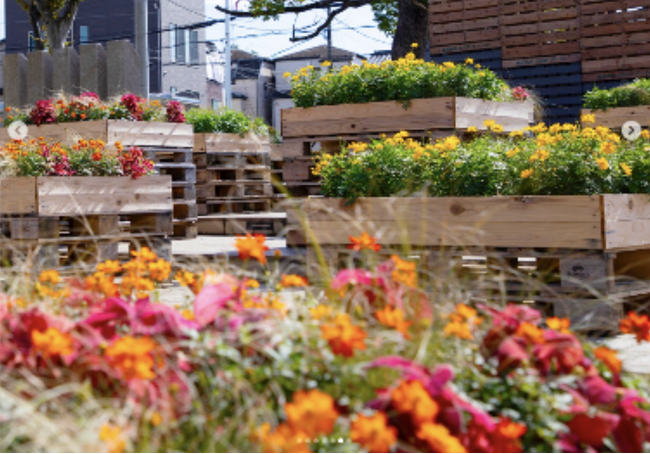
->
[
  {"left": 584, "top": 78, "right": 650, "bottom": 110},
  {"left": 0, "top": 138, "right": 156, "bottom": 179},
  {"left": 1, "top": 234, "right": 650, "bottom": 453},
  {"left": 316, "top": 118, "right": 650, "bottom": 200},
  {"left": 3, "top": 93, "right": 186, "bottom": 127},
  {"left": 284, "top": 52, "right": 526, "bottom": 108}
]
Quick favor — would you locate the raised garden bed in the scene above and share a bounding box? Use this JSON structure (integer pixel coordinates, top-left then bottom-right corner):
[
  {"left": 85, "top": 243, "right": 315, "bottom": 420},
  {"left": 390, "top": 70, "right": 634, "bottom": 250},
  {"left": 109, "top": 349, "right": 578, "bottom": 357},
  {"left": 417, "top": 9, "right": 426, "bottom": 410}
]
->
[
  {"left": 581, "top": 106, "right": 650, "bottom": 129},
  {"left": 0, "top": 176, "right": 172, "bottom": 267},
  {"left": 296, "top": 195, "right": 650, "bottom": 330}
]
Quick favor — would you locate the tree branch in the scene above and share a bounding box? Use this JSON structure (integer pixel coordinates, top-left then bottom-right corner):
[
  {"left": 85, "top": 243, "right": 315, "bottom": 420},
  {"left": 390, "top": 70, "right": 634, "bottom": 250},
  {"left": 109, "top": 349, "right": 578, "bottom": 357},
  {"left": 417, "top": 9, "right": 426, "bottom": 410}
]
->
[
  {"left": 290, "top": 4, "right": 350, "bottom": 42},
  {"left": 215, "top": 0, "right": 371, "bottom": 17},
  {"left": 409, "top": 0, "right": 427, "bottom": 11}
]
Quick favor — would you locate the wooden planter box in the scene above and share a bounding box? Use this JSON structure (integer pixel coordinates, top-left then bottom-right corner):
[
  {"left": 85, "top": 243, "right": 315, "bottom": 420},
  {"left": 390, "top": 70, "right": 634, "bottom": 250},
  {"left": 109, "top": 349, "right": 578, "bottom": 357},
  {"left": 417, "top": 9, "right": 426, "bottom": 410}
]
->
[
  {"left": 281, "top": 97, "right": 535, "bottom": 139},
  {"left": 0, "top": 176, "right": 172, "bottom": 217},
  {"left": 297, "top": 195, "right": 650, "bottom": 330},
  {"left": 581, "top": 106, "right": 650, "bottom": 129},
  {"left": 0, "top": 120, "right": 194, "bottom": 148},
  {"left": 193, "top": 132, "right": 270, "bottom": 153}
]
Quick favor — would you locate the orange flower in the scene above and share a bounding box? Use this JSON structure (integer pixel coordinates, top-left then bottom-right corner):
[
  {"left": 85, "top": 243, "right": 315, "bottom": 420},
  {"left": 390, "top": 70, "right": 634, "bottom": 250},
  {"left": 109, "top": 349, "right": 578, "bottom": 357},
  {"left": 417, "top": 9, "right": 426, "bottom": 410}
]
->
[
  {"left": 310, "top": 304, "right": 333, "bottom": 320},
  {"left": 85, "top": 272, "right": 119, "bottom": 298},
  {"left": 148, "top": 259, "right": 172, "bottom": 282},
  {"left": 391, "top": 255, "right": 417, "bottom": 287},
  {"left": 97, "top": 260, "right": 122, "bottom": 275},
  {"left": 181, "top": 309, "right": 195, "bottom": 321},
  {"left": 375, "top": 306, "right": 412, "bottom": 339},
  {"left": 492, "top": 418, "right": 527, "bottom": 452},
  {"left": 594, "top": 346, "right": 622, "bottom": 374},
  {"left": 515, "top": 322, "right": 546, "bottom": 345},
  {"left": 444, "top": 320, "right": 473, "bottom": 340},
  {"left": 39, "top": 269, "right": 61, "bottom": 285},
  {"left": 81, "top": 113, "right": 87, "bottom": 120},
  {"left": 31, "top": 327, "right": 74, "bottom": 357},
  {"left": 235, "top": 233, "right": 269, "bottom": 264},
  {"left": 320, "top": 313, "right": 367, "bottom": 357},
  {"left": 92, "top": 151, "right": 102, "bottom": 161},
  {"left": 620, "top": 311, "right": 650, "bottom": 343},
  {"left": 391, "top": 380, "right": 438, "bottom": 426},
  {"left": 417, "top": 423, "right": 466, "bottom": 453},
  {"left": 285, "top": 389, "right": 340, "bottom": 438},
  {"left": 281, "top": 274, "right": 309, "bottom": 288},
  {"left": 131, "top": 247, "right": 158, "bottom": 263},
  {"left": 348, "top": 232, "right": 381, "bottom": 252},
  {"left": 105, "top": 336, "right": 156, "bottom": 380},
  {"left": 99, "top": 424, "right": 126, "bottom": 453},
  {"left": 257, "top": 423, "right": 310, "bottom": 453},
  {"left": 547, "top": 317, "right": 571, "bottom": 334},
  {"left": 350, "top": 412, "right": 397, "bottom": 453}
]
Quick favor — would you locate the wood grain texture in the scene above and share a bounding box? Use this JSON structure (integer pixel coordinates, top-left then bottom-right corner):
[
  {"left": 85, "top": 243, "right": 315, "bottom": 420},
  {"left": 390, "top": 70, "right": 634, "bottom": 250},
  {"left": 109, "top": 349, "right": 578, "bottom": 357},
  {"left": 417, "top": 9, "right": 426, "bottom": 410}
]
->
[
  {"left": 37, "top": 176, "right": 173, "bottom": 216},
  {"left": 0, "top": 121, "right": 108, "bottom": 146},
  {"left": 194, "top": 133, "right": 270, "bottom": 153},
  {"left": 302, "top": 197, "right": 604, "bottom": 249},
  {"left": 0, "top": 177, "right": 37, "bottom": 215},
  {"left": 604, "top": 194, "right": 650, "bottom": 250},
  {"left": 107, "top": 121, "right": 194, "bottom": 148},
  {"left": 581, "top": 107, "right": 650, "bottom": 129},
  {"left": 455, "top": 98, "right": 534, "bottom": 130}
]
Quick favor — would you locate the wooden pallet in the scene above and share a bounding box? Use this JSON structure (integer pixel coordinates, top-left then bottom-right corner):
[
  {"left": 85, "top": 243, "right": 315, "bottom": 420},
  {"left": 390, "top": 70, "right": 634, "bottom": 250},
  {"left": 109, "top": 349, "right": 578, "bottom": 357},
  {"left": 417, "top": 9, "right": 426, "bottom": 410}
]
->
[
  {"left": 296, "top": 194, "right": 650, "bottom": 330},
  {"left": 198, "top": 212, "right": 286, "bottom": 236},
  {"left": 581, "top": 106, "right": 650, "bottom": 129},
  {"left": 152, "top": 156, "right": 198, "bottom": 240},
  {"left": 0, "top": 176, "right": 173, "bottom": 268}
]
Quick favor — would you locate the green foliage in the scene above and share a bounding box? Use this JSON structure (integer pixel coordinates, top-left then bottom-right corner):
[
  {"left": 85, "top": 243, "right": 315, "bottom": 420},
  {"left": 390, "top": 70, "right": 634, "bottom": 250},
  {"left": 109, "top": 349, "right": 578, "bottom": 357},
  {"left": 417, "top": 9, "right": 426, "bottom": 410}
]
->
[
  {"left": 371, "top": 0, "right": 399, "bottom": 36},
  {"left": 286, "top": 56, "right": 514, "bottom": 108},
  {"left": 186, "top": 108, "right": 270, "bottom": 137},
  {"left": 584, "top": 79, "right": 650, "bottom": 110},
  {"left": 317, "top": 123, "right": 650, "bottom": 200}
]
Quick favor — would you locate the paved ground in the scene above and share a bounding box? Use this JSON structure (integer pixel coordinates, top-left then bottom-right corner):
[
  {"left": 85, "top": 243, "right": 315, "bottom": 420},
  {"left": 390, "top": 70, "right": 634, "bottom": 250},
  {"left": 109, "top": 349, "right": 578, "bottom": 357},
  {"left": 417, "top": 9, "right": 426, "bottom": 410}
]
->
[{"left": 162, "top": 235, "right": 650, "bottom": 375}]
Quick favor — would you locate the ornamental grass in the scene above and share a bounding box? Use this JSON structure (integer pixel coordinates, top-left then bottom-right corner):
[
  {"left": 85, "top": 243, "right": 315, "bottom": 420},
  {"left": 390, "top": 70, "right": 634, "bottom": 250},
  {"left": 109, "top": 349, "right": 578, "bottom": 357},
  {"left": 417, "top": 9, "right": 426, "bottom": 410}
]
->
[
  {"left": 284, "top": 49, "right": 529, "bottom": 109},
  {"left": 316, "top": 117, "right": 650, "bottom": 200},
  {"left": 0, "top": 234, "right": 649, "bottom": 452}
]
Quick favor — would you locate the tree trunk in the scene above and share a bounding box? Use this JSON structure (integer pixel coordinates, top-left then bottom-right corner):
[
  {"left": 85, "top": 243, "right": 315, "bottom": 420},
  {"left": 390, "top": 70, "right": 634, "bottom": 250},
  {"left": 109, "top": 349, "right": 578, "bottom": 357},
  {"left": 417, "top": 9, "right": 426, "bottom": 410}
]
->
[
  {"left": 46, "top": 21, "right": 71, "bottom": 50},
  {"left": 28, "top": 4, "right": 45, "bottom": 51},
  {"left": 391, "top": 0, "right": 429, "bottom": 60}
]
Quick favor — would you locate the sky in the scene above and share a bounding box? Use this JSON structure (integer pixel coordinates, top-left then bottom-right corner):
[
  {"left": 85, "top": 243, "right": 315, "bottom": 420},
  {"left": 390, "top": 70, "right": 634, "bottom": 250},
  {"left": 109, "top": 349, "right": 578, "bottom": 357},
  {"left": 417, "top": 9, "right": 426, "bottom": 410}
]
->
[{"left": 0, "top": 0, "right": 391, "bottom": 58}]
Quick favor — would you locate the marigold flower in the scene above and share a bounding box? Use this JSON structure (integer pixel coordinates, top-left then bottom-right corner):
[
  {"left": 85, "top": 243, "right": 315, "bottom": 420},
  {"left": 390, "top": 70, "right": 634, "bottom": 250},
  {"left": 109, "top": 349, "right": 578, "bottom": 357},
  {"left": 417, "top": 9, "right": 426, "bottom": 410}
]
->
[
  {"left": 281, "top": 274, "right": 309, "bottom": 287},
  {"left": 546, "top": 317, "right": 571, "bottom": 334},
  {"left": 39, "top": 269, "right": 61, "bottom": 285},
  {"left": 350, "top": 412, "right": 397, "bottom": 453},
  {"left": 600, "top": 141, "right": 617, "bottom": 154},
  {"left": 310, "top": 304, "right": 333, "bottom": 320},
  {"left": 391, "top": 255, "right": 417, "bottom": 287},
  {"left": 417, "top": 423, "right": 466, "bottom": 453},
  {"left": 375, "top": 306, "right": 412, "bottom": 339},
  {"left": 321, "top": 313, "right": 367, "bottom": 357},
  {"left": 97, "top": 260, "right": 122, "bottom": 275},
  {"left": 285, "top": 389, "right": 339, "bottom": 438},
  {"left": 131, "top": 247, "right": 158, "bottom": 262},
  {"left": 581, "top": 113, "right": 596, "bottom": 124},
  {"left": 235, "top": 233, "right": 269, "bottom": 264},
  {"left": 596, "top": 157, "right": 609, "bottom": 170},
  {"left": 621, "top": 162, "right": 632, "bottom": 176},
  {"left": 620, "top": 311, "right": 650, "bottom": 343},
  {"left": 594, "top": 346, "right": 622, "bottom": 374},
  {"left": 257, "top": 423, "right": 310, "bottom": 453},
  {"left": 521, "top": 168, "right": 534, "bottom": 179},
  {"left": 105, "top": 336, "right": 156, "bottom": 380},
  {"left": 31, "top": 327, "right": 74, "bottom": 358},
  {"left": 99, "top": 424, "right": 126, "bottom": 453},
  {"left": 148, "top": 259, "right": 172, "bottom": 282},
  {"left": 348, "top": 232, "right": 381, "bottom": 252},
  {"left": 515, "top": 322, "right": 546, "bottom": 344},
  {"left": 391, "top": 380, "right": 438, "bottom": 426},
  {"left": 85, "top": 272, "right": 119, "bottom": 298}
]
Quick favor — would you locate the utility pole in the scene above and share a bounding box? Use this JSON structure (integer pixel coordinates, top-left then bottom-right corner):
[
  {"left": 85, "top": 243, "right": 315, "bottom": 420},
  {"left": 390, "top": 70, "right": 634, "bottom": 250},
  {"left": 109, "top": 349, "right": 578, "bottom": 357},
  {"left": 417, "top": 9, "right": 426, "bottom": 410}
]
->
[
  {"left": 135, "top": 0, "right": 150, "bottom": 99},
  {"left": 326, "top": 4, "right": 332, "bottom": 62},
  {"left": 224, "top": 0, "right": 232, "bottom": 108}
]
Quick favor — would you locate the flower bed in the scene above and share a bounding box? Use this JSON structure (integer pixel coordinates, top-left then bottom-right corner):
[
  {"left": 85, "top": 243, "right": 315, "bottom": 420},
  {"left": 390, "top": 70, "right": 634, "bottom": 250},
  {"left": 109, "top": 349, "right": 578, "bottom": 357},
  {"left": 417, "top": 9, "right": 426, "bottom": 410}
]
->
[
  {"left": 582, "top": 81, "right": 650, "bottom": 129},
  {"left": 1, "top": 236, "right": 650, "bottom": 452}
]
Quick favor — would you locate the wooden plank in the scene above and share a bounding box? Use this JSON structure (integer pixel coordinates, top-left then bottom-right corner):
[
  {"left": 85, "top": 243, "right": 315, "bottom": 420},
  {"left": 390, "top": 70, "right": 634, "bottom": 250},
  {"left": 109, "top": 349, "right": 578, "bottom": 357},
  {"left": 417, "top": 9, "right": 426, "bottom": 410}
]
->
[
  {"left": 107, "top": 121, "right": 194, "bottom": 148},
  {"left": 430, "top": 40, "right": 501, "bottom": 54},
  {"left": 582, "top": 55, "right": 650, "bottom": 73},
  {"left": 583, "top": 44, "right": 650, "bottom": 60},
  {"left": 501, "top": 18, "right": 580, "bottom": 36},
  {"left": 502, "top": 30, "right": 580, "bottom": 47},
  {"left": 582, "top": 67, "right": 650, "bottom": 82},
  {"left": 503, "top": 42, "right": 581, "bottom": 59},
  {"left": 194, "top": 132, "right": 270, "bottom": 153},
  {"left": 503, "top": 53, "right": 581, "bottom": 68},
  {"left": 434, "top": 17, "right": 499, "bottom": 33},
  {"left": 0, "top": 177, "right": 37, "bottom": 215},
  {"left": 0, "top": 121, "right": 108, "bottom": 146},
  {"left": 282, "top": 98, "right": 454, "bottom": 138},
  {"left": 37, "top": 176, "right": 173, "bottom": 216},
  {"left": 604, "top": 194, "right": 650, "bottom": 250},
  {"left": 455, "top": 98, "right": 534, "bottom": 130}
]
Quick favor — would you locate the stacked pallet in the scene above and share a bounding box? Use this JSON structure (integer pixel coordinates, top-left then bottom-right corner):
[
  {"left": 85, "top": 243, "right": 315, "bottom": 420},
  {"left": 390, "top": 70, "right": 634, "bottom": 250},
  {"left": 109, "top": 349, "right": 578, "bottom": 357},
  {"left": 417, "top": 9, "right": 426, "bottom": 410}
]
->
[
  {"left": 0, "top": 176, "right": 173, "bottom": 269},
  {"left": 144, "top": 147, "right": 198, "bottom": 240},
  {"left": 193, "top": 133, "right": 285, "bottom": 236}
]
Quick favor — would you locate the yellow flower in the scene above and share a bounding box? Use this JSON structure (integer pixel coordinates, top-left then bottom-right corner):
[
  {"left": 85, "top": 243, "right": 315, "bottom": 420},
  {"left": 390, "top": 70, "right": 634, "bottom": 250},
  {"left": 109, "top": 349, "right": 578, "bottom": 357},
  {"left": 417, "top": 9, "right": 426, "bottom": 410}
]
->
[
  {"left": 99, "top": 424, "right": 126, "bottom": 453},
  {"left": 510, "top": 130, "right": 524, "bottom": 138},
  {"left": 483, "top": 119, "right": 496, "bottom": 128},
  {"left": 310, "top": 304, "right": 333, "bottom": 320},
  {"left": 150, "top": 411, "right": 163, "bottom": 427},
  {"left": 411, "top": 42, "right": 419, "bottom": 48},
  {"left": 621, "top": 162, "right": 632, "bottom": 176},
  {"left": 321, "top": 60, "right": 332, "bottom": 67},
  {"left": 490, "top": 124, "right": 504, "bottom": 133},
  {"left": 39, "top": 269, "right": 61, "bottom": 285},
  {"left": 283, "top": 71, "right": 291, "bottom": 78},
  {"left": 521, "top": 169, "right": 534, "bottom": 179},
  {"left": 642, "top": 130, "right": 650, "bottom": 140},
  {"left": 465, "top": 58, "right": 474, "bottom": 65},
  {"left": 478, "top": 71, "right": 486, "bottom": 77},
  {"left": 467, "top": 126, "right": 478, "bottom": 133},
  {"left": 596, "top": 157, "right": 609, "bottom": 170},
  {"left": 506, "top": 148, "right": 520, "bottom": 158},
  {"left": 443, "top": 61, "right": 455, "bottom": 69},
  {"left": 581, "top": 113, "right": 596, "bottom": 124}
]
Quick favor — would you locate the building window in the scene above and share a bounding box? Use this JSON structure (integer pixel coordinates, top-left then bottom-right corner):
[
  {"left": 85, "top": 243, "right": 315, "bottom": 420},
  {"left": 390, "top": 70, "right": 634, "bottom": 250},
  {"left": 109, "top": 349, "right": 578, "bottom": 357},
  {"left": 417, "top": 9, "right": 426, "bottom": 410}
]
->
[
  {"left": 176, "top": 28, "right": 186, "bottom": 64},
  {"left": 80, "top": 26, "right": 89, "bottom": 44},
  {"left": 28, "top": 32, "right": 36, "bottom": 52},
  {"left": 212, "top": 99, "right": 220, "bottom": 110},
  {"left": 170, "top": 24, "right": 177, "bottom": 63},
  {"left": 190, "top": 30, "right": 199, "bottom": 65}
]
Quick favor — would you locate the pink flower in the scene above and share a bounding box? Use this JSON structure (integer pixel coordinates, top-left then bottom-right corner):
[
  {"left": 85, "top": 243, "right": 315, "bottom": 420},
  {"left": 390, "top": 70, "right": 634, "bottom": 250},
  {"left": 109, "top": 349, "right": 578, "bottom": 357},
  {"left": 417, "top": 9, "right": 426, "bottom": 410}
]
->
[
  {"left": 30, "top": 99, "right": 57, "bottom": 125},
  {"left": 166, "top": 100, "right": 186, "bottom": 123},
  {"left": 193, "top": 283, "right": 237, "bottom": 327}
]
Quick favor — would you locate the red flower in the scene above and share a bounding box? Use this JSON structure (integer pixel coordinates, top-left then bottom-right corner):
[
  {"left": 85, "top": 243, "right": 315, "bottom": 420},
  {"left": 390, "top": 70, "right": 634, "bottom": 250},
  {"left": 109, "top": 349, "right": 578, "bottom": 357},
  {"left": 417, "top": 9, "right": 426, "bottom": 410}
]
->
[
  {"left": 30, "top": 99, "right": 57, "bottom": 125},
  {"left": 566, "top": 412, "right": 619, "bottom": 448},
  {"left": 166, "top": 100, "right": 186, "bottom": 123},
  {"left": 534, "top": 331, "right": 584, "bottom": 376}
]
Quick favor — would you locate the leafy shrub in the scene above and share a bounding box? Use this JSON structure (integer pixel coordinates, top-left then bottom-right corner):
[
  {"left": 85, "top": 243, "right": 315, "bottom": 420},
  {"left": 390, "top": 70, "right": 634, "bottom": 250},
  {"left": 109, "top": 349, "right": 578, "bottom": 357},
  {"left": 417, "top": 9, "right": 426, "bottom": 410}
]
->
[
  {"left": 186, "top": 107, "right": 270, "bottom": 137},
  {"left": 284, "top": 52, "right": 527, "bottom": 108},
  {"left": 317, "top": 120, "right": 650, "bottom": 200},
  {"left": 584, "top": 79, "right": 650, "bottom": 110}
]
